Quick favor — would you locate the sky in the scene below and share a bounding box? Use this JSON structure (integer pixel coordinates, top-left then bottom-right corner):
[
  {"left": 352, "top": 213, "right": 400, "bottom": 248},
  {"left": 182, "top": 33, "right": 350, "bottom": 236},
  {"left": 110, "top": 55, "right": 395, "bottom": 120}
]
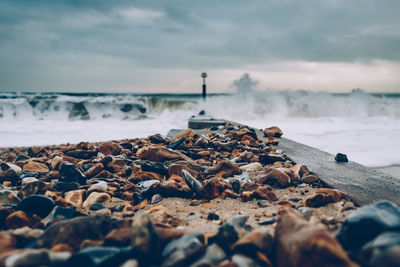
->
[{"left": 1, "top": 0, "right": 400, "bottom": 93}]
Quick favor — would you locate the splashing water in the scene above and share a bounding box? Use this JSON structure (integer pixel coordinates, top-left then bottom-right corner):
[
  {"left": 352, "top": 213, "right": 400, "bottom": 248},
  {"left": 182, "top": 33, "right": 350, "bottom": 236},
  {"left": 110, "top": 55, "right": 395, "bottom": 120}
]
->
[{"left": 0, "top": 90, "right": 399, "bottom": 168}]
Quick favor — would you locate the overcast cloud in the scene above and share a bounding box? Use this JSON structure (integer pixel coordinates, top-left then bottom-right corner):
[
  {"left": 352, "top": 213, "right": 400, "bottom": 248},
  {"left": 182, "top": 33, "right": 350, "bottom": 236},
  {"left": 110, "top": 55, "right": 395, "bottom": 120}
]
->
[{"left": 1, "top": 0, "right": 399, "bottom": 93}]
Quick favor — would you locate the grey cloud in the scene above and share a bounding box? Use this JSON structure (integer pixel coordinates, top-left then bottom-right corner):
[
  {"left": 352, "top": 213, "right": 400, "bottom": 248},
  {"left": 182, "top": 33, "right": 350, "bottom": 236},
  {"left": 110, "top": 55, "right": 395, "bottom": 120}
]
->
[{"left": 1, "top": 0, "right": 400, "bottom": 91}]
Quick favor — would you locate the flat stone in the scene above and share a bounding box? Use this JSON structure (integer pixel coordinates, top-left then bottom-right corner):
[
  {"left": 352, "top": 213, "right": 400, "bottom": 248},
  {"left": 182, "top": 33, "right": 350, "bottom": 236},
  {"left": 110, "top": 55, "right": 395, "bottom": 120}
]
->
[
  {"left": 82, "top": 192, "right": 111, "bottom": 209},
  {"left": 63, "top": 246, "right": 132, "bottom": 267},
  {"left": 64, "top": 189, "right": 85, "bottom": 207},
  {"left": 5, "top": 211, "right": 31, "bottom": 229},
  {"left": 59, "top": 162, "right": 86, "bottom": 185},
  {"left": 336, "top": 201, "right": 400, "bottom": 252},
  {"left": 34, "top": 214, "right": 112, "bottom": 251},
  {"left": 162, "top": 233, "right": 205, "bottom": 267},
  {"left": 18, "top": 180, "right": 48, "bottom": 199},
  {"left": 275, "top": 207, "right": 356, "bottom": 267},
  {"left": 131, "top": 212, "right": 159, "bottom": 257},
  {"left": 65, "top": 149, "right": 98, "bottom": 159},
  {"left": 17, "top": 194, "right": 55, "bottom": 218},
  {"left": 23, "top": 162, "right": 49, "bottom": 173},
  {"left": 0, "top": 189, "right": 21, "bottom": 205},
  {"left": 360, "top": 231, "right": 400, "bottom": 267},
  {"left": 190, "top": 243, "right": 226, "bottom": 267}
]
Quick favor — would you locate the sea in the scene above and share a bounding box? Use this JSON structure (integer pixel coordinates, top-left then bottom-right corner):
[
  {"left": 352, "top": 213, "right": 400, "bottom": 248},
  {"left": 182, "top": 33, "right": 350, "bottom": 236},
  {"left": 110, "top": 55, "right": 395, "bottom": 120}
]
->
[{"left": 0, "top": 90, "right": 399, "bottom": 175}]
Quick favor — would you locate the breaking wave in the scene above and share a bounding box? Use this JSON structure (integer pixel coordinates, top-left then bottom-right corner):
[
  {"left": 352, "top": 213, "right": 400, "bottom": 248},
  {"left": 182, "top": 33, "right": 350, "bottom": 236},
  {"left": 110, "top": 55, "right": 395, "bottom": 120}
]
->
[{"left": 0, "top": 90, "right": 399, "bottom": 121}]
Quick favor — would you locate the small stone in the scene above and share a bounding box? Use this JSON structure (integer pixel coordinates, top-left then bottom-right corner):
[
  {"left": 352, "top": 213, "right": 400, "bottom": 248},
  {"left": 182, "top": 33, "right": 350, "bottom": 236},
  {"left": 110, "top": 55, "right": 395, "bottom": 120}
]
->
[
  {"left": 141, "top": 161, "right": 168, "bottom": 177},
  {"left": 98, "top": 141, "right": 122, "bottom": 156},
  {"left": 360, "top": 231, "right": 400, "bottom": 267},
  {"left": 84, "top": 163, "right": 104, "bottom": 178},
  {"left": 232, "top": 230, "right": 274, "bottom": 259},
  {"left": 53, "top": 181, "right": 79, "bottom": 192},
  {"left": 232, "top": 253, "right": 262, "bottom": 267},
  {"left": 0, "top": 162, "right": 20, "bottom": 185},
  {"left": 5, "top": 249, "right": 52, "bottom": 267},
  {"left": 207, "top": 213, "right": 219, "bottom": 220},
  {"left": 336, "top": 201, "right": 400, "bottom": 253},
  {"left": 151, "top": 194, "right": 163, "bottom": 204},
  {"left": 298, "top": 207, "right": 314, "bottom": 221},
  {"left": 59, "top": 162, "right": 86, "bottom": 185},
  {"left": 190, "top": 243, "right": 226, "bottom": 267},
  {"left": 227, "top": 215, "right": 248, "bottom": 228},
  {"left": 275, "top": 207, "right": 356, "bottom": 267},
  {"left": 161, "top": 233, "right": 205, "bottom": 267},
  {"left": 21, "top": 177, "right": 39, "bottom": 185},
  {"left": 87, "top": 181, "right": 108, "bottom": 193},
  {"left": 263, "top": 126, "right": 283, "bottom": 137},
  {"left": 51, "top": 243, "right": 74, "bottom": 253},
  {"left": 168, "top": 137, "right": 186, "bottom": 150},
  {"left": 137, "top": 146, "right": 188, "bottom": 162},
  {"left": 259, "top": 218, "right": 276, "bottom": 225},
  {"left": 0, "top": 232, "right": 17, "bottom": 253},
  {"left": 215, "top": 223, "right": 239, "bottom": 253},
  {"left": 104, "top": 227, "right": 131, "bottom": 247},
  {"left": 208, "top": 160, "right": 242, "bottom": 178},
  {"left": 5, "top": 211, "right": 31, "bottom": 229},
  {"left": 17, "top": 194, "right": 55, "bottom": 218},
  {"left": 170, "top": 129, "right": 195, "bottom": 142},
  {"left": 35, "top": 214, "right": 112, "bottom": 250},
  {"left": 0, "top": 189, "right": 21, "bottom": 205},
  {"left": 64, "top": 246, "right": 132, "bottom": 267},
  {"left": 182, "top": 169, "right": 202, "bottom": 194},
  {"left": 300, "top": 175, "right": 319, "bottom": 184},
  {"left": 51, "top": 156, "right": 63, "bottom": 170},
  {"left": 240, "top": 162, "right": 263, "bottom": 172},
  {"left": 149, "top": 133, "right": 167, "bottom": 144},
  {"left": 82, "top": 192, "right": 111, "bottom": 208},
  {"left": 23, "top": 162, "right": 49, "bottom": 173},
  {"left": 64, "top": 189, "right": 85, "bottom": 207},
  {"left": 11, "top": 226, "right": 44, "bottom": 240},
  {"left": 131, "top": 212, "right": 159, "bottom": 257},
  {"left": 66, "top": 149, "right": 98, "bottom": 159},
  {"left": 200, "top": 177, "right": 232, "bottom": 199},
  {"left": 90, "top": 203, "right": 105, "bottom": 211},
  {"left": 259, "top": 153, "right": 286, "bottom": 165},
  {"left": 18, "top": 180, "right": 48, "bottom": 199},
  {"left": 335, "top": 153, "right": 348, "bottom": 162},
  {"left": 43, "top": 206, "right": 76, "bottom": 222},
  {"left": 257, "top": 168, "right": 291, "bottom": 187},
  {"left": 305, "top": 188, "right": 346, "bottom": 207}
]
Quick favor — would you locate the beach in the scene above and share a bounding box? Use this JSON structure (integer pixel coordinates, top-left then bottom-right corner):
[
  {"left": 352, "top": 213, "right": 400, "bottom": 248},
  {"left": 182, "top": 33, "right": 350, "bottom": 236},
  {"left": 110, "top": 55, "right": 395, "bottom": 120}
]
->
[{"left": 1, "top": 120, "right": 399, "bottom": 266}]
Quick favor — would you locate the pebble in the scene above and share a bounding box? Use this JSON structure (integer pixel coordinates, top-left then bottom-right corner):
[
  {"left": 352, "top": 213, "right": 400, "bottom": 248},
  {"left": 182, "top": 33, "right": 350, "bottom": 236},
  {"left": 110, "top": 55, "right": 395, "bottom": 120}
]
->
[
  {"left": 360, "top": 231, "right": 400, "bottom": 267},
  {"left": 151, "top": 194, "right": 163, "bottom": 204},
  {"left": 22, "top": 162, "right": 49, "bottom": 173},
  {"left": 87, "top": 181, "right": 108, "bottom": 193},
  {"left": 17, "top": 194, "right": 55, "bottom": 218},
  {"left": 336, "top": 201, "right": 400, "bottom": 252},
  {"left": 258, "top": 218, "right": 276, "bottom": 225},
  {"left": 5, "top": 211, "right": 31, "bottom": 229},
  {"left": 59, "top": 162, "right": 87, "bottom": 185},
  {"left": 275, "top": 207, "right": 357, "bottom": 267},
  {"left": 214, "top": 223, "right": 239, "bottom": 253},
  {"left": 207, "top": 213, "right": 219, "bottom": 220},
  {"left": 82, "top": 192, "right": 111, "bottom": 208},
  {"left": 131, "top": 212, "right": 159, "bottom": 258},
  {"left": 190, "top": 243, "right": 226, "bottom": 267},
  {"left": 161, "top": 233, "right": 205, "bottom": 267},
  {"left": 34, "top": 214, "right": 112, "bottom": 251},
  {"left": 0, "top": 189, "right": 21, "bottom": 205},
  {"left": 21, "top": 177, "right": 38, "bottom": 186},
  {"left": 335, "top": 153, "right": 349, "bottom": 162}
]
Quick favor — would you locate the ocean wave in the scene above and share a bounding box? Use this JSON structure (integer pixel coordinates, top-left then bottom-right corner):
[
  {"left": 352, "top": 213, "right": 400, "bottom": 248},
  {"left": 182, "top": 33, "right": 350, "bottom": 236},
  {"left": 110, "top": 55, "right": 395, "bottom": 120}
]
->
[{"left": 0, "top": 90, "right": 399, "bottom": 121}]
